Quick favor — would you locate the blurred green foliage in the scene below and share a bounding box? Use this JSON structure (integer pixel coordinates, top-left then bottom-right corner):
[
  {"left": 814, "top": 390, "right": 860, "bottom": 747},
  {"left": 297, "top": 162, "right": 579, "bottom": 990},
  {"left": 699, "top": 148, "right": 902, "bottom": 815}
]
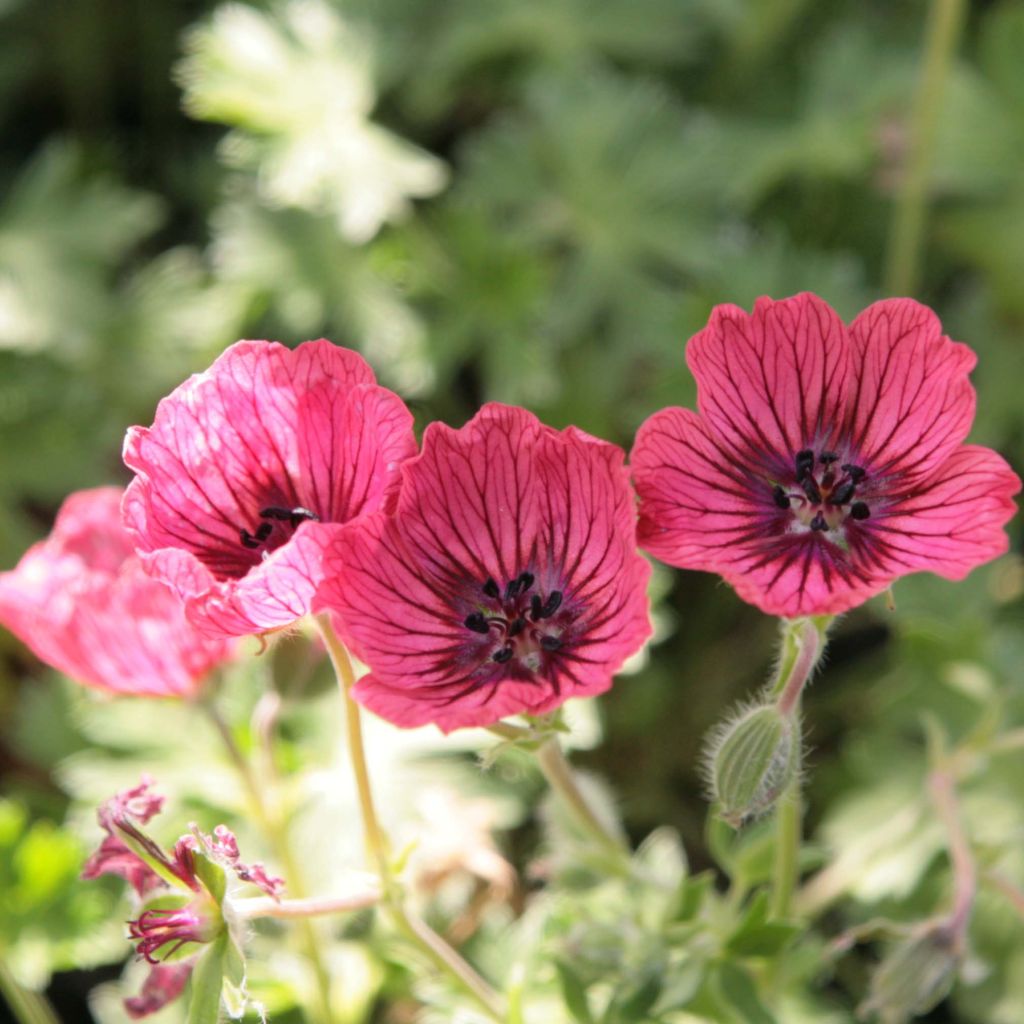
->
[{"left": 1, "top": 0, "right": 1023, "bottom": 1022}]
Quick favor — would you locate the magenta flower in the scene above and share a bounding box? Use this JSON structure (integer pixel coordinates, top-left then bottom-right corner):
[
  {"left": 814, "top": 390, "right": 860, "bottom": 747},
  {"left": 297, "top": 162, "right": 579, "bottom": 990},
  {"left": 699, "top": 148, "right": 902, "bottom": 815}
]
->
[
  {"left": 315, "top": 404, "right": 652, "bottom": 731},
  {"left": 631, "top": 294, "right": 1021, "bottom": 618},
  {"left": 123, "top": 339, "right": 417, "bottom": 639},
  {"left": 0, "top": 489, "right": 229, "bottom": 697}
]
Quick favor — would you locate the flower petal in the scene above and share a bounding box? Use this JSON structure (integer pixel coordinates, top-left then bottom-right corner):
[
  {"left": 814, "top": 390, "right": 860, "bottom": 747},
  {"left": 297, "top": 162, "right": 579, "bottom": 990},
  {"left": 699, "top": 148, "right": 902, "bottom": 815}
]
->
[
  {"left": 124, "top": 963, "right": 193, "bottom": 1019},
  {"left": 633, "top": 406, "right": 771, "bottom": 569},
  {"left": 0, "top": 489, "right": 228, "bottom": 696},
  {"left": 863, "top": 446, "right": 1020, "bottom": 579},
  {"left": 847, "top": 299, "right": 977, "bottom": 480},
  {"left": 687, "top": 293, "right": 851, "bottom": 464}
]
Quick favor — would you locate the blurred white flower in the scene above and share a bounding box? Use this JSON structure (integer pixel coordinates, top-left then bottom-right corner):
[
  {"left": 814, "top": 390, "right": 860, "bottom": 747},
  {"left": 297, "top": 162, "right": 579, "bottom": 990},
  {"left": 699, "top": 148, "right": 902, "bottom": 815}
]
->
[{"left": 180, "top": 0, "right": 448, "bottom": 243}]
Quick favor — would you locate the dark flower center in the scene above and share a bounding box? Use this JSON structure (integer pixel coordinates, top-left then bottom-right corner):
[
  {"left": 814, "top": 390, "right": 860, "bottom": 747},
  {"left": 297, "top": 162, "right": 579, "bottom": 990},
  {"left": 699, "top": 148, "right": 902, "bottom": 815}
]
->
[
  {"left": 771, "top": 449, "right": 870, "bottom": 535},
  {"left": 463, "top": 572, "right": 567, "bottom": 668},
  {"left": 239, "top": 506, "right": 321, "bottom": 551}
]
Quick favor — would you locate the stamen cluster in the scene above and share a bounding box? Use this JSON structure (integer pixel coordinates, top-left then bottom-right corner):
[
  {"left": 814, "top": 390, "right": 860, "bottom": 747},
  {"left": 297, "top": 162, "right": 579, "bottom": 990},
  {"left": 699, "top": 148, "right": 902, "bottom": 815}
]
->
[
  {"left": 464, "top": 572, "right": 566, "bottom": 666},
  {"left": 773, "top": 448, "right": 870, "bottom": 536}
]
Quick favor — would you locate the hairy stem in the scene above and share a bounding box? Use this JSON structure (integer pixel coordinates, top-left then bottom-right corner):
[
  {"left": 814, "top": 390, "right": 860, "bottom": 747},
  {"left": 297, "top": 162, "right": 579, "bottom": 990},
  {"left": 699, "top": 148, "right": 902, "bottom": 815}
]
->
[
  {"left": 769, "top": 618, "right": 826, "bottom": 918},
  {"left": 884, "top": 0, "right": 966, "bottom": 295},
  {"left": 929, "top": 763, "right": 976, "bottom": 942},
  {"left": 535, "top": 736, "right": 630, "bottom": 862},
  {"left": 234, "top": 888, "right": 381, "bottom": 920},
  {"left": 317, "top": 616, "right": 506, "bottom": 1021},
  {"left": 201, "top": 700, "right": 334, "bottom": 1024},
  {"left": 0, "top": 961, "right": 58, "bottom": 1024}
]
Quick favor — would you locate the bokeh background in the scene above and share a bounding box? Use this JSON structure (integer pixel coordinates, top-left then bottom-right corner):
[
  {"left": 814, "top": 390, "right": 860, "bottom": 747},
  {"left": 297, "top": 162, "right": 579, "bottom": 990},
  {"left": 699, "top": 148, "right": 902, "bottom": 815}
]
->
[{"left": 1, "top": 0, "right": 1023, "bottom": 1021}]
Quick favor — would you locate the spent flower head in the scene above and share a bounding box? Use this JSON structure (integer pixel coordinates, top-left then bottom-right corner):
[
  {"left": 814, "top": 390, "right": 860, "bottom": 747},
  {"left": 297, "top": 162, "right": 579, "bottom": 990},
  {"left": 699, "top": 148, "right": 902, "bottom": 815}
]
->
[
  {"left": 631, "top": 294, "right": 1020, "bottom": 617},
  {"left": 82, "top": 778, "right": 283, "bottom": 1018}
]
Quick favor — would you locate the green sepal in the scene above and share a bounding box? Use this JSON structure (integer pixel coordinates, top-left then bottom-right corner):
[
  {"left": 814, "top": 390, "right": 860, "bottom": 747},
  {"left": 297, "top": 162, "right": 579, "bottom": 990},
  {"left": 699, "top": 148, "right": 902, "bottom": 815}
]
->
[
  {"left": 188, "top": 934, "right": 227, "bottom": 1024},
  {"left": 192, "top": 849, "right": 228, "bottom": 905}
]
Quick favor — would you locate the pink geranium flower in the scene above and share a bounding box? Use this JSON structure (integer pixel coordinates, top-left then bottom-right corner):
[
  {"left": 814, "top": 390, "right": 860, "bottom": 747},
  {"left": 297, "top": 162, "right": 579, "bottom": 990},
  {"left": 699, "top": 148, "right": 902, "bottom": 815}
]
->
[
  {"left": 123, "top": 340, "right": 417, "bottom": 639},
  {"left": 315, "top": 404, "right": 652, "bottom": 731},
  {"left": 631, "top": 294, "right": 1021, "bottom": 618},
  {"left": 0, "top": 489, "right": 228, "bottom": 696}
]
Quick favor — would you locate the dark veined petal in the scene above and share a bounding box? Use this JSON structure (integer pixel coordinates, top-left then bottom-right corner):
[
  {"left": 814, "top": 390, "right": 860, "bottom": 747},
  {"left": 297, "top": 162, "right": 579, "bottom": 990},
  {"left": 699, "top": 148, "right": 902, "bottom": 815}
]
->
[
  {"left": 847, "top": 299, "right": 977, "bottom": 481},
  {"left": 687, "top": 293, "right": 852, "bottom": 465},
  {"left": 863, "top": 446, "right": 1020, "bottom": 579}
]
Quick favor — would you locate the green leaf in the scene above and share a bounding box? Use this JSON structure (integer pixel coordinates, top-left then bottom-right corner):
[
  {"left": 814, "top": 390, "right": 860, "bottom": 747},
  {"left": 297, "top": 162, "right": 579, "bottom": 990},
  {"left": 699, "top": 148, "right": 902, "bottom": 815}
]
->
[
  {"left": 188, "top": 936, "right": 227, "bottom": 1024},
  {"left": 555, "top": 959, "right": 594, "bottom": 1024},
  {"left": 712, "top": 963, "right": 776, "bottom": 1024}
]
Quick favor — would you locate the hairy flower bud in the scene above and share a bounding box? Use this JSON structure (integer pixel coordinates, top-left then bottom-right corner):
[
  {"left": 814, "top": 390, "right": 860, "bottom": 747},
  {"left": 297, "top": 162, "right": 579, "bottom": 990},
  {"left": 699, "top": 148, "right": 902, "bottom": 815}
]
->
[
  {"left": 706, "top": 704, "right": 799, "bottom": 827},
  {"left": 860, "top": 920, "right": 959, "bottom": 1023}
]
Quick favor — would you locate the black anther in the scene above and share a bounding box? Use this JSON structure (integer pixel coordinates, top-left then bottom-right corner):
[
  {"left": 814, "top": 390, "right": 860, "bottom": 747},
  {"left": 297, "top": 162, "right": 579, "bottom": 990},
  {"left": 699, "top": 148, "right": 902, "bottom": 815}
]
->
[
  {"left": 800, "top": 477, "right": 823, "bottom": 504},
  {"left": 540, "top": 635, "right": 563, "bottom": 651},
  {"left": 256, "top": 522, "right": 273, "bottom": 541},
  {"left": 260, "top": 506, "right": 294, "bottom": 521},
  {"left": 240, "top": 529, "right": 261, "bottom": 549},
  {"left": 772, "top": 485, "right": 790, "bottom": 510},
  {"left": 464, "top": 612, "right": 489, "bottom": 634},
  {"left": 795, "top": 449, "right": 815, "bottom": 477},
  {"left": 809, "top": 512, "right": 829, "bottom": 532},
  {"left": 841, "top": 464, "right": 866, "bottom": 483},
  {"left": 818, "top": 451, "right": 839, "bottom": 464},
  {"left": 530, "top": 594, "right": 543, "bottom": 620},
  {"left": 539, "top": 591, "right": 563, "bottom": 618},
  {"left": 483, "top": 578, "right": 500, "bottom": 599},
  {"left": 505, "top": 577, "right": 522, "bottom": 601},
  {"left": 517, "top": 572, "right": 535, "bottom": 593},
  {"left": 492, "top": 646, "right": 514, "bottom": 664},
  {"left": 508, "top": 617, "right": 527, "bottom": 637},
  {"left": 830, "top": 482, "right": 856, "bottom": 506},
  {"left": 850, "top": 502, "right": 871, "bottom": 520}
]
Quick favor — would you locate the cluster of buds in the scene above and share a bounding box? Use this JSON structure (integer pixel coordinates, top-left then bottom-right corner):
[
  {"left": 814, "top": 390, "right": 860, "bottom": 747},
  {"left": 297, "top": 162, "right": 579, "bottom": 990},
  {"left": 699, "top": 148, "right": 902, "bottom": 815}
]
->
[{"left": 81, "top": 778, "right": 283, "bottom": 1018}]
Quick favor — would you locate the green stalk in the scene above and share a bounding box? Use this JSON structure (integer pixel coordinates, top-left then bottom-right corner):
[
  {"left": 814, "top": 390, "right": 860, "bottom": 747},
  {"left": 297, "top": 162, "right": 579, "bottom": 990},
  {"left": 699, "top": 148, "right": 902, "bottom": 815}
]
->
[
  {"left": 884, "top": 0, "right": 967, "bottom": 295},
  {"left": 769, "top": 618, "right": 827, "bottom": 919},
  {"left": 0, "top": 961, "right": 59, "bottom": 1024},
  {"left": 201, "top": 701, "right": 334, "bottom": 1024},
  {"left": 317, "top": 616, "right": 506, "bottom": 1022}
]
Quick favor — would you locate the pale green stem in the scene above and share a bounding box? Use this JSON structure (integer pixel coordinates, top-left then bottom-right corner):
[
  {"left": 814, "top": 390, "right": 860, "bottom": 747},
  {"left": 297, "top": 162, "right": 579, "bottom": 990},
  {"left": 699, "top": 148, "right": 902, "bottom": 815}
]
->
[
  {"left": 317, "top": 616, "right": 506, "bottom": 1022},
  {"left": 769, "top": 618, "right": 825, "bottom": 919},
  {"left": 884, "top": 0, "right": 967, "bottom": 295},
  {"left": 0, "top": 961, "right": 58, "bottom": 1024},
  {"left": 201, "top": 701, "right": 333, "bottom": 1024},
  {"left": 535, "top": 736, "right": 630, "bottom": 862},
  {"left": 234, "top": 887, "right": 381, "bottom": 920},
  {"left": 929, "top": 764, "right": 976, "bottom": 942}
]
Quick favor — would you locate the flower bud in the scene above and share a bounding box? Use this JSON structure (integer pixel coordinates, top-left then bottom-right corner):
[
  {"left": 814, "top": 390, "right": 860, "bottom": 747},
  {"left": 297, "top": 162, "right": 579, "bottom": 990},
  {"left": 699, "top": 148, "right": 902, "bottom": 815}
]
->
[
  {"left": 860, "top": 921, "right": 959, "bottom": 1023},
  {"left": 706, "top": 704, "right": 799, "bottom": 827}
]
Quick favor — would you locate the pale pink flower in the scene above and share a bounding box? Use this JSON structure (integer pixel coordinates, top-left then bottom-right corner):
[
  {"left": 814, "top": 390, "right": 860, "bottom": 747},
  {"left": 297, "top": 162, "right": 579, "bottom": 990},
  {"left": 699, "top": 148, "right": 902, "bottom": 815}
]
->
[
  {"left": 631, "top": 294, "right": 1020, "bottom": 617},
  {"left": 316, "top": 404, "right": 652, "bottom": 731},
  {"left": 0, "top": 489, "right": 228, "bottom": 697},
  {"left": 123, "top": 340, "right": 416, "bottom": 639}
]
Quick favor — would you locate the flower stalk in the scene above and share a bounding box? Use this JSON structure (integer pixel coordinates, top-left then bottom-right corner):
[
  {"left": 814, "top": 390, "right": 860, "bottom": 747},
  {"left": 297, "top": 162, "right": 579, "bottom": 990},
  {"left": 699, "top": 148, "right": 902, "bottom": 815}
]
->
[
  {"left": 769, "top": 617, "right": 827, "bottom": 919},
  {"left": 200, "top": 700, "right": 334, "bottom": 1024},
  {"left": 317, "top": 616, "right": 506, "bottom": 1022},
  {"left": 535, "top": 736, "right": 630, "bottom": 861},
  {"left": 0, "top": 961, "right": 59, "bottom": 1024}
]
